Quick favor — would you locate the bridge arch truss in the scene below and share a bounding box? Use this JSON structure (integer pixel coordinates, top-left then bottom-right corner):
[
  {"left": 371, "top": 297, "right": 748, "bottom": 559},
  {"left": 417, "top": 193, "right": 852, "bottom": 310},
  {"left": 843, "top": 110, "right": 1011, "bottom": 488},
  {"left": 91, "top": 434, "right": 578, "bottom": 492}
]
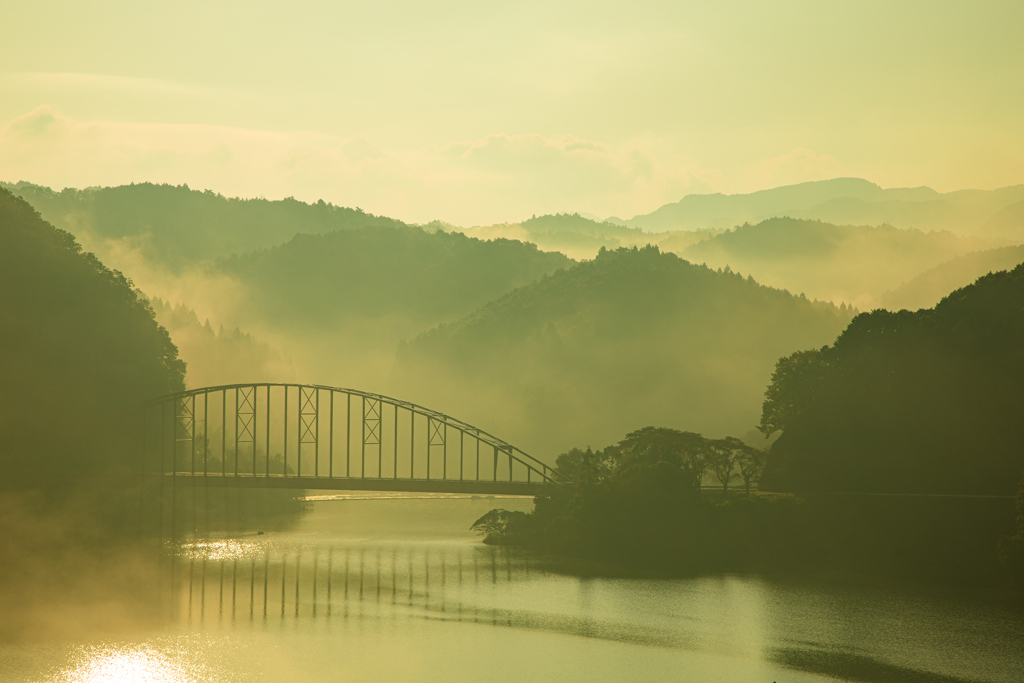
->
[{"left": 141, "top": 383, "right": 567, "bottom": 495}]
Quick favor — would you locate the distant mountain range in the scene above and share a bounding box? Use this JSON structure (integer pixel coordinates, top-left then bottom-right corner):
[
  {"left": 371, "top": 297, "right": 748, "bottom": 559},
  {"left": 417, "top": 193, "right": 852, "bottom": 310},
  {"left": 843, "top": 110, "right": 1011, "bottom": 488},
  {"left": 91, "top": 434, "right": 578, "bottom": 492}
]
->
[
  {"left": 610, "top": 177, "right": 1024, "bottom": 235},
  {"left": 6, "top": 177, "right": 1023, "bottom": 464}
]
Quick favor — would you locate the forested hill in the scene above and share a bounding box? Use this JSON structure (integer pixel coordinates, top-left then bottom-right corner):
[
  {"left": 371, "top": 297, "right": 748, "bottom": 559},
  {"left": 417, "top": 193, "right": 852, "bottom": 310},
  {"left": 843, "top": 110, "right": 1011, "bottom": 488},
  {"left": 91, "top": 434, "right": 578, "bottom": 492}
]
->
[
  {"left": 394, "top": 246, "right": 854, "bottom": 458},
  {"left": 217, "top": 226, "right": 572, "bottom": 331},
  {"left": 1, "top": 181, "right": 409, "bottom": 270},
  {"left": 681, "top": 217, "right": 995, "bottom": 307},
  {"left": 451, "top": 212, "right": 714, "bottom": 261},
  {"left": 760, "top": 263, "right": 1024, "bottom": 495},
  {"left": 880, "top": 245, "right": 1024, "bottom": 311},
  {"left": 2, "top": 181, "right": 576, "bottom": 392},
  {"left": 0, "top": 188, "right": 184, "bottom": 477},
  {"left": 456, "top": 213, "right": 642, "bottom": 260}
]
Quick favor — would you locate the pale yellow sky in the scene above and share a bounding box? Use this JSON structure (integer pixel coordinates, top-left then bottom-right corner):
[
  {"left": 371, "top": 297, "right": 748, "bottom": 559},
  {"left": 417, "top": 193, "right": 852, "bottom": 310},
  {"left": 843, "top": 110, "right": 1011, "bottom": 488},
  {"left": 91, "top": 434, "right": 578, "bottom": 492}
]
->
[{"left": 1, "top": 1, "right": 1022, "bottom": 225}]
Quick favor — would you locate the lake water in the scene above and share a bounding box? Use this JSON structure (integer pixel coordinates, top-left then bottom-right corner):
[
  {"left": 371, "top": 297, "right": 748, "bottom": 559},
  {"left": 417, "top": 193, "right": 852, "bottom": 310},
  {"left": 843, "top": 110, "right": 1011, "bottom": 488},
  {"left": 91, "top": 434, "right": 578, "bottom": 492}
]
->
[{"left": 3, "top": 496, "right": 1022, "bottom": 683}]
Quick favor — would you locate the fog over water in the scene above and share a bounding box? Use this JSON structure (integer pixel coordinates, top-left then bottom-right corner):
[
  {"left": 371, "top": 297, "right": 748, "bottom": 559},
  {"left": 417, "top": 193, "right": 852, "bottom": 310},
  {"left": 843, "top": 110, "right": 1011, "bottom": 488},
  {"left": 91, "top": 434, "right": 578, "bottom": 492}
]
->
[{"left": 3, "top": 497, "right": 1021, "bottom": 683}]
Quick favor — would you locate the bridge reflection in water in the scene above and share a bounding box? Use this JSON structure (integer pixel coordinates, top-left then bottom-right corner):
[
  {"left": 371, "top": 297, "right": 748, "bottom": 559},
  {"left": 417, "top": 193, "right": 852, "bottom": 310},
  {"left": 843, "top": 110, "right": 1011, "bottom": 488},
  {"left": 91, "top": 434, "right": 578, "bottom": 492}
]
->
[{"left": 171, "top": 540, "right": 534, "bottom": 628}]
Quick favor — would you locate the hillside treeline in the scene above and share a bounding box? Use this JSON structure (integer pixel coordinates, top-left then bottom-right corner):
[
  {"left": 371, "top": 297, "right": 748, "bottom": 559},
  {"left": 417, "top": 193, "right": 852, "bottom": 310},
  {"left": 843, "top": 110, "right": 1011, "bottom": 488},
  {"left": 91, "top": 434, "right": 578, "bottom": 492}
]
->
[
  {"left": 452, "top": 212, "right": 715, "bottom": 260},
  {"left": 396, "top": 246, "right": 853, "bottom": 456},
  {"left": 476, "top": 424, "right": 1018, "bottom": 584},
  {"left": 682, "top": 217, "right": 998, "bottom": 307},
  {"left": 218, "top": 226, "right": 571, "bottom": 331},
  {"left": 0, "top": 188, "right": 185, "bottom": 479},
  {"left": 760, "top": 263, "right": 1024, "bottom": 495},
  {"left": 473, "top": 427, "right": 793, "bottom": 572},
  {"left": 3, "top": 182, "right": 577, "bottom": 392},
  {"left": 213, "top": 226, "right": 573, "bottom": 389},
  {"left": 0, "top": 188, "right": 305, "bottom": 531},
  {"left": 1, "top": 181, "right": 409, "bottom": 270},
  {"left": 150, "top": 298, "right": 295, "bottom": 388}
]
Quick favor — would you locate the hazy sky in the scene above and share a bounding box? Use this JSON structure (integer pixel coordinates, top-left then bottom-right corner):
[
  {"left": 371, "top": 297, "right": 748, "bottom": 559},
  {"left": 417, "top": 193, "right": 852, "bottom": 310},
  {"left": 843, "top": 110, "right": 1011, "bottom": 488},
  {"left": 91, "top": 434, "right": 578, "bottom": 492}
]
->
[{"left": 2, "top": 1, "right": 1022, "bottom": 225}]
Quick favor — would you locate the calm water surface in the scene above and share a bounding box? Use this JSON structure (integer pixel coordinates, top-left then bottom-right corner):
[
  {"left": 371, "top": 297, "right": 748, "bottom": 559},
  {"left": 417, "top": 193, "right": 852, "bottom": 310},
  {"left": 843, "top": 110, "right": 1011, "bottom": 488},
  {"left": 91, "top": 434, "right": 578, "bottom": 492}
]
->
[{"left": 4, "top": 497, "right": 1022, "bottom": 683}]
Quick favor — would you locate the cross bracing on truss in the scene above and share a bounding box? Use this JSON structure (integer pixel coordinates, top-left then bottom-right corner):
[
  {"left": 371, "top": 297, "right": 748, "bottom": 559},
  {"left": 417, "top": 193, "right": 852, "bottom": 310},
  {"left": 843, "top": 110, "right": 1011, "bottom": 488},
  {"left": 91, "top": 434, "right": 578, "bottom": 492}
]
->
[{"left": 142, "top": 383, "right": 569, "bottom": 491}]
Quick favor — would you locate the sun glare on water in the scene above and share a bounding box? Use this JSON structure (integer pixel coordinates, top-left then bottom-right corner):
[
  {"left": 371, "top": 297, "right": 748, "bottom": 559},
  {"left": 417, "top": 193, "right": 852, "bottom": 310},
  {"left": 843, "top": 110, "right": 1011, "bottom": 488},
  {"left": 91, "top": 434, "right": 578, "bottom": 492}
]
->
[{"left": 50, "top": 644, "right": 212, "bottom": 683}]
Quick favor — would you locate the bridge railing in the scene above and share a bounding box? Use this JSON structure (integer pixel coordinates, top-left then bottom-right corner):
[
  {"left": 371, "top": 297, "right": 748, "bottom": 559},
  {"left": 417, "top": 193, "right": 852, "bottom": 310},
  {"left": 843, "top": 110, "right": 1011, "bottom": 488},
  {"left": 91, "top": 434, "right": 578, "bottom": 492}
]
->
[{"left": 141, "top": 383, "right": 569, "bottom": 488}]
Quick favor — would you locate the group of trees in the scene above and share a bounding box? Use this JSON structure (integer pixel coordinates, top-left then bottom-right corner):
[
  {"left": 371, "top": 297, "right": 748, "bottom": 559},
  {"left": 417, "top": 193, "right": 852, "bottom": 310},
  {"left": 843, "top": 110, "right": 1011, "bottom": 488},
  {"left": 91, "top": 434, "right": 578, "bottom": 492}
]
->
[
  {"left": 0, "top": 188, "right": 304, "bottom": 533},
  {"left": 554, "top": 428, "right": 768, "bottom": 496},
  {"left": 471, "top": 427, "right": 789, "bottom": 571},
  {"left": 473, "top": 423, "right": 1021, "bottom": 583},
  {"left": 758, "top": 263, "right": 1024, "bottom": 496},
  {"left": 0, "top": 188, "right": 185, "bottom": 481},
  {"left": 149, "top": 298, "right": 294, "bottom": 387}
]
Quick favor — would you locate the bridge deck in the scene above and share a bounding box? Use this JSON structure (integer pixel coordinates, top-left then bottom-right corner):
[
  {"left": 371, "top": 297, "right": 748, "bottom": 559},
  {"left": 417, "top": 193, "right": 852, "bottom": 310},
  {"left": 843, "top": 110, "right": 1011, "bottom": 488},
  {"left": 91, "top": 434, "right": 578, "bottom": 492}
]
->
[{"left": 154, "top": 473, "right": 548, "bottom": 496}]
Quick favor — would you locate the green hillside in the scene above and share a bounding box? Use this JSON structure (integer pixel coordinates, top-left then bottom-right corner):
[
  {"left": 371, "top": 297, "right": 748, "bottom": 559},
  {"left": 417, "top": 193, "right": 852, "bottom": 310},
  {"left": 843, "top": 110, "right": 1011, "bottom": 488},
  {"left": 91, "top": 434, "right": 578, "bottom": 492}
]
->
[
  {"left": 681, "top": 218, "right": 995, "bottom": 307},
  {"left": 394, "top": 246, "right": 853, "bottom": 458},
  {"left": 760, "top": 264, "right": 1024, "bottom": 495},
  {"left": 211, "top": 225, "right": 572, "bottom": 389},
  {"left": 880, "top": 245, "right": 1024, "bottom": 311},
  {"left": 452, "top": 212, "right": 715, "bottom": 261},
  {"left": 218, "top": 225, "right": 572, "bottom": 331},
  {"left": 0, "top": 188, "right": 185, "bottom": 477},
  {"left": 150, "top": 298, "right": 295, "bottom": 389},
  {"left": 3, "top": 181, "right": 575, "bottom": 391},
  {"left": 0, "top": 181, "right": 408, "bottom": 270}
]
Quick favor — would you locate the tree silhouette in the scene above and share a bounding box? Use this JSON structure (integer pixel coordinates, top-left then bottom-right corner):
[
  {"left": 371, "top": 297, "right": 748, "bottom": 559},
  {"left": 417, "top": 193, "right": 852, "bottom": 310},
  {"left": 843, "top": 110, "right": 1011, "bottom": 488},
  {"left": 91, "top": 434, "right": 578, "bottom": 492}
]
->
[
  {"left": 707, "top": 437, "right": 747, "bottom": 494},
  {"left": 760, "top": 263, "right": 1024, "bottom": 495},
  {"left": 737, "top": 446, "right": 768, "bottom": 495},
  {"left": 0, "top": 188, "right": 185, "bottom": 482}
]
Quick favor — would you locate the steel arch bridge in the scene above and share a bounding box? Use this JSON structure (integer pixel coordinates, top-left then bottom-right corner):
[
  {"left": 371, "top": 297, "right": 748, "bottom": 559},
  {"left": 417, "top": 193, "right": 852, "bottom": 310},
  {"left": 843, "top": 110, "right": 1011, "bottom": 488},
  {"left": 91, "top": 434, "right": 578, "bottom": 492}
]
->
[{"left": 142, "top": 383, "right": 568, "bottom": 495}]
